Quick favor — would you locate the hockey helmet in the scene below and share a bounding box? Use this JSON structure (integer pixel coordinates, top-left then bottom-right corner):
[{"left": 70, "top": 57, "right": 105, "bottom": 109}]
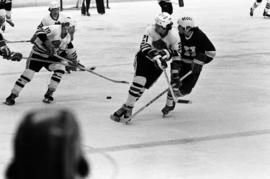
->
[
  {"left": 177, "top": 16, "right": 195, "bottom": 30},
  {"left": 155, "top": 12, "right": 173, "bottom": 30},
  {"left": 49, "top": 0, "right": 60, "bottom": 10}
]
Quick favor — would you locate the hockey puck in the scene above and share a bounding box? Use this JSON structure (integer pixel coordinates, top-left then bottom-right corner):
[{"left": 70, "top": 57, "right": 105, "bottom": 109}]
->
[{"left": 106, "top": 96, "right": 112, "bottom": 99}]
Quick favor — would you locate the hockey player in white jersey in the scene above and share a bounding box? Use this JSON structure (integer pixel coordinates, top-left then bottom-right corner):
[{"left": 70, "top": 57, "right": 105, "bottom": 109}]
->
[
  {"left": 250, "top": 0, "right": 270, "bottom": 17},
  {"left": 30, "top": 1, "right": 77, "bottom": 73},
  {"left": 4, "top": 18, "right": 78, "bottom": 105},
  {"left": 110, "top": 12, "right": 181, "bottom": 123}
]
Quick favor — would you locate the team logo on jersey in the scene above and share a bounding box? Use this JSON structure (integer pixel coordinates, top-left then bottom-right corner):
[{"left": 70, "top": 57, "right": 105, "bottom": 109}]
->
[{"left": 183, "top": 46, "right": 196, "bottom": 57}]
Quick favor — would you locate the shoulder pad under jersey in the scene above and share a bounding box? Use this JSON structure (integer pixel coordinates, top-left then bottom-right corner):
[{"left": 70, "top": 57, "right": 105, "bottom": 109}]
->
[
  {"left": 144, "top": 24, "right": 161, "bottom": 41},
  {"left": 42, "top": 25, "right": 62, "bottom": 41}
]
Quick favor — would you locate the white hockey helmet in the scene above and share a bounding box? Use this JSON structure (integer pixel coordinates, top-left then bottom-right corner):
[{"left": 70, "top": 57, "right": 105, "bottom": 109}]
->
[
  {"left": 49, "top": 0, "right": 60, "bottom": 10},
  {"left": 155, "top": 12, "right": 173, "bottom": 29},
  {"left": 177, "top": 16, "right": 195, "bottom": 30}
]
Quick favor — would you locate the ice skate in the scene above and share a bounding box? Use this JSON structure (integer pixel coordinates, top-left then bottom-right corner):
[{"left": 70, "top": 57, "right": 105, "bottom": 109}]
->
[
  {"left": 4, "top": 93, "right": 17, "bottom": 106},
  {"left": 263, "top": 11, "right": 270, "bottom": 18},
  {"left": 43, "top": 88, "right": 55, "bottom": 104},
  {"left": 161, "top": 102, "right": 175, "bottom": 117},
  {"left": 110, "top": 104, "right": 133, "bottom": 123}
]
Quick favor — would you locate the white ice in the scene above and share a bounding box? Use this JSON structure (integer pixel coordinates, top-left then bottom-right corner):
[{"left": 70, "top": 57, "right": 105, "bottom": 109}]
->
[{"left": 1, "top": 0, "right": 270, "bottom": 179}]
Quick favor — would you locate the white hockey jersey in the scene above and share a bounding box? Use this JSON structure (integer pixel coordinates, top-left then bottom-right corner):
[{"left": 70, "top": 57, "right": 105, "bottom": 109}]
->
[
  {"left": 140, "top": 25, "right": 181, "bottom": 61},
  {"left": 32, "top": 25, "right": 72, "bottom": 58},
  {"left": 37, "top": 13, "right": 67, "bottom": 29}
]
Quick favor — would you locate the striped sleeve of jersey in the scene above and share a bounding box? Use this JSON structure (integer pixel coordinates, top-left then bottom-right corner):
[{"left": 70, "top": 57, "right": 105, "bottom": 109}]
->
[{"left": 32, "top": 25, "right": 60, "bottom": 57}]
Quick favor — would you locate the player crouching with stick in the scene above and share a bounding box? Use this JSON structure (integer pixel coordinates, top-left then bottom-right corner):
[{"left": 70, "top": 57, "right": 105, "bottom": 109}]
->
[
  {"left": 110, "top": 12, "right": 181, "bottom": 123},
  {"left": 4, "top": 17, "right": 79, "bottom": 105},
  {"left": 161, "top": 16, "right": 216, "bottom": 116}
]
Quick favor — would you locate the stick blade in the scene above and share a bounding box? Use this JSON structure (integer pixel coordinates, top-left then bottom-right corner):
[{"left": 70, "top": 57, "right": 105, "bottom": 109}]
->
[{"left": 177, "top": 99, "right": 191, "bottom": 104}]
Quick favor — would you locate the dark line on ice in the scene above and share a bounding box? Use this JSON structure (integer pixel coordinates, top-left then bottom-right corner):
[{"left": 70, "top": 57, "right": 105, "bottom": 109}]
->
[{"left": 85, "top": 129, "right": 270, "bottom": 153}]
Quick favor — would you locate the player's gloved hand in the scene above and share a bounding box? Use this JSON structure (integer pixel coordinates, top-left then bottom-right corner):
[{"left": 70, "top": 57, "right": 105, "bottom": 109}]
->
[
  {"left": 159, "top": 49, "right": 171, "bottom": 61},
  {"left": 191, "top": 59, "right": 204, "bottom": 74},
  {"left": 44, "top": 40, "right": 55, "bottom": 56},
  {"left": 10, "top": 52, "right": 23, "bottom": 61},
  {"left": 154, "top": 56, "right": 167, "bottom": 70},
  {"left": 0, "top": 45, "right": 11, "bottom": 59},
  {"left": 147, "top": 49, "right": 160, "bottom": 60}
]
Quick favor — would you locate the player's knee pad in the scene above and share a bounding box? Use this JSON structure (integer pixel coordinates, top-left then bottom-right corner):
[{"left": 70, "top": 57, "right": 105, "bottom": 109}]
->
[
  {"left": 21, "top": 69, "right": 35, "bottom": 82},
  {"left": 51, "top": 69, "right": 65, "bottom": 82},
  {"left": 133, "top": 76, "right": 146, "bottom": 86},
  {"left": 49, "top": 63, "right": 66, "bottom": 72}
]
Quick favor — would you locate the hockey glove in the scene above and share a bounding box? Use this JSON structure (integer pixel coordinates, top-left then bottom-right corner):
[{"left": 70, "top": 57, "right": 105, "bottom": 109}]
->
[
  {"left": 154, "top": 56, "right": 167, "bottom": 70},
  {"left": 147, "top": 49, "right": 160, "bottom": 60},
  {"left": 10, "top": 52, "right": 23, "bottom": 61},
  {"left": 159, "top": 49, "right": 171, "bottom": 61},
  {"left": 0, "top": 45, "right": 11, "bottom": 59},
  {"left": 191, "top": 59, "right": 204, "bottom": 74},
  {"left": 44, "top": 40, "right": 55, "bottom": 57}
]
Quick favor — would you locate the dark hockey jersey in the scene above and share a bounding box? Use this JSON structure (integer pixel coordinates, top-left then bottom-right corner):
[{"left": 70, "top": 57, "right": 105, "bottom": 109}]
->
[
  {"left": 180, "top": 27, "right": 216, "bottom": 64},
  {"left": 0, "top": 0, "right": 11, "bottom": 10}
]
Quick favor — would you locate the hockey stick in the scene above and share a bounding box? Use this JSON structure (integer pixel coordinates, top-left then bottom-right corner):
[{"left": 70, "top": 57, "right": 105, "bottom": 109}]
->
[
  {"left": 163, "top": 69, "right": 177, "bottom": 103},
  {"left": 55, "top": 55, "right": 129, "bottom": 84},
  {"left": 123, "top": 70, "right": 192, "bottom": 124},
  {"left": 22, "top": 56, "right": 96, "bottom": 71},
  {"left": 6, "top": 40, "right": 31, "bottom": 43}
]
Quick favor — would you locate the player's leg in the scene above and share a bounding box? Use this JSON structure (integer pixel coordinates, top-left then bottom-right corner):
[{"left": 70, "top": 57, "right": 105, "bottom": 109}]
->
[
  {"left": 43, "top": 63, "right": 65, "bottom": 103},
  {"left": 81, "top": 0, "right": 86, "bottom": 15},
  {"left": 161, "top": 61, "right": 188, "bottom": 116},
  {"left": 4, "top": 53, "right": 44, "bottom": 105},
  {"left": 111, "top": 52, "right": 162, "bottom": 122},
  {"left": 4, "top": 68, "right": 35, "bottom": 105},
  {"left": 85, "top": 0, "right": 91, "bottom": 16},
  {"left": 250, "top": 0, "right": 263, "bottom": 16},
  {"left": 263, "top": 0, "right": 270, "bottom": 17},
  {"left": 5, "top": 1, "right": 14, "bottom": 27}
]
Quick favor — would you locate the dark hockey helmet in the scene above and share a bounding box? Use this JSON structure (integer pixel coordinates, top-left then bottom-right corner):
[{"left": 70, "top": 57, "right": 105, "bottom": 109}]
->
[{"left": 5, "top": 108, "right": 90, "bottom": 179}]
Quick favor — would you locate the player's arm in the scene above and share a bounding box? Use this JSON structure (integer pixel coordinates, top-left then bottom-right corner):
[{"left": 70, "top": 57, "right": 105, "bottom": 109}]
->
[
  {"left": 0, "top": 33, "right": 22, "bottom": 61},
  {"left": 35, "top": 26, "right": 55, "bottom": 56},
  {"left": 194, "top": 33, "right": 216, "bottom": 65}
]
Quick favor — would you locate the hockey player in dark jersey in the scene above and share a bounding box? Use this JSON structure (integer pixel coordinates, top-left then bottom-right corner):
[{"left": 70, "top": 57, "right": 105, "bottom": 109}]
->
[
  {"left": 4, "top": 18, "right": 78, "bottom": 105},
  {"left": 0, "top": 0, "right": 14, "bottom": 31},
  {"left": 158, "top": 0, "right": 173, "bottom": 15},
  {"left": 161, "top": 16, "right": 216, "bottom": 116},
  {"left": 250, "top": 0, "right": 270, "bottom": 18},
  {"left": 110, "top": 12, "right": 181, "bottom": 123}
]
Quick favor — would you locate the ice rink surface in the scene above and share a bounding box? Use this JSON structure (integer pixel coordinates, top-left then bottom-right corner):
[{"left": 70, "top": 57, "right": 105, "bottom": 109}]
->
[{"left": 1, "top": 0, "right": 270, "bottom": 178}]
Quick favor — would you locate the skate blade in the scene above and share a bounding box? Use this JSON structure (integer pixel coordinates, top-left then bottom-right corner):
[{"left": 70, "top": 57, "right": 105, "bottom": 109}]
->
[
  {"left": 42, "top": 99, "right": 53, "bottom": 104},
  {"left": 110, "top": 114, "right": 121, "bottom": 122},
  {"left": 3, "top": 101, "right": 14, "bottom": 106}
]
